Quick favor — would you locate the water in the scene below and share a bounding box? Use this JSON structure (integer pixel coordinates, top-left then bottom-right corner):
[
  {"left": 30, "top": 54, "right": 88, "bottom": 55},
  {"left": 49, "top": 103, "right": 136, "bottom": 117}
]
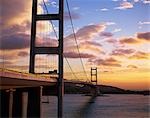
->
[{"left": 42, "top": 94, "right": 150, "bottom": 118}]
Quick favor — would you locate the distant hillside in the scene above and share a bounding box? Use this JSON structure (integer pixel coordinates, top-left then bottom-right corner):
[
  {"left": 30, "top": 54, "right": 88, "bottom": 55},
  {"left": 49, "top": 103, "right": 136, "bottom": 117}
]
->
[
  {"left": 97, "top": 85, "right": 126, "bottom": 94},
  {"left": 64, "top": 83, "right": 125, "bottom": 94},
  {"left": 64, "top": 83, "right": 150, "bottom": 95},
  {"left": 43, "top": 83, "right": 150, "bottom": 96}
]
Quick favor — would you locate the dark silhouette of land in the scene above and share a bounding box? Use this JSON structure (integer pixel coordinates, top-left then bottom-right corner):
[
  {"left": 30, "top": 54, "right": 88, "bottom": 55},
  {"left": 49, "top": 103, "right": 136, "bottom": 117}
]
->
[
  {"left": 42, "top": 83, "right": 149, "bottom": 96},
  {"left": 64, "top": 83, "right": 150, "bottom": 95}
]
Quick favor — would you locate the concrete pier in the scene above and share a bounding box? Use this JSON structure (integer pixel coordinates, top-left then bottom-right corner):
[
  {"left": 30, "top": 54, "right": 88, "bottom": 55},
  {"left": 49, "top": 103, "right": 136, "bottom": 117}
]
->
[{"left": 0, "top": 87, "right": 42, "bottom": 118}]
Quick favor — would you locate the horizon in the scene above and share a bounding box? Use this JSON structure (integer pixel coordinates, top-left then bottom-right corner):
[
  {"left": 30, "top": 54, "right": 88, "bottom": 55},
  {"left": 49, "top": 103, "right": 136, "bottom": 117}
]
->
[{"left": 1, "top": 0, "right": 150, "bottom": 90}]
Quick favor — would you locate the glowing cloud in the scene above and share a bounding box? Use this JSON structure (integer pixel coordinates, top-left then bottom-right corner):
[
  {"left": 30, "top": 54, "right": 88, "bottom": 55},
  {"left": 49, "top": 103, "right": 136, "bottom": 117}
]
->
[
  {"left": 89, "top": 57, "right": 122, "bottom": 67},
  {"left": 1, "top": 0, "right": 32, "bottom": 27},
  {"left": 120, "top": 37, "right": 139, "bottom": 44},
  {"left": 129, "top": 51, "right": 150, "bottom": 60},
  {"left": 100, "top": 8, "right": 109, "bottom": 11},
  {"left": 127, "top": 65, "right": 138, "bottom": 69},
  {"left": 115, "top": 1, "right": 133, "bottom": 10}
]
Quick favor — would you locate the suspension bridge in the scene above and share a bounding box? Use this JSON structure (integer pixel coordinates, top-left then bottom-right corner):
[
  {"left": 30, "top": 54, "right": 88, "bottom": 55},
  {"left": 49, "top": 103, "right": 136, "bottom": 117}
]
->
[{"left": 0, "top": 0, "right": 100, "bottom": 118}]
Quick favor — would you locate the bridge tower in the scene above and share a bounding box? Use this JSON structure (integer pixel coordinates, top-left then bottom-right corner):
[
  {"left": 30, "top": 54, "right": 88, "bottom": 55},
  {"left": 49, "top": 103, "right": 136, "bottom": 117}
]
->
[
  {"left": 91, "top": 67, "right": 98, "bottom": 85},
  {"left": 91, "top": 67, "right": 100, "bottom": 96},
  {"left": 29, "top": 0, "right": 64, "bottom": 118}
]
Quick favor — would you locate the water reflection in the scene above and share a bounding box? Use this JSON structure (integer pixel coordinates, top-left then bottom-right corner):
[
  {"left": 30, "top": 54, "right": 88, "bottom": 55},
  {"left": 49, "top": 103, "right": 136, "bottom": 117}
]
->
[{"left": 77, "top": 96, "right": 97, "bottom": 118}]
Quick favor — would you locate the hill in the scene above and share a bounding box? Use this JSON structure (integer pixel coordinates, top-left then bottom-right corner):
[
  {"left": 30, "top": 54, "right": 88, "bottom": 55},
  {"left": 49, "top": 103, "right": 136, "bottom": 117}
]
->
[
  {"left": 64, "top": 83, "right": 150, "bottom": 95},
  {"left": 42, "top": 83, "right": 150, "bottom": 95}
]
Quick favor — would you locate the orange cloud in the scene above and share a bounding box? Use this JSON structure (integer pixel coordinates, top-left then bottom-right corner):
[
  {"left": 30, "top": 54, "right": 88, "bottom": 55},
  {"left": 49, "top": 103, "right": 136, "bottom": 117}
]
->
[
  {"left": 89, "top": 57, "right": 122, "bottom": 67},
  {"left": 115, "top": 1, "right": 133, "bottom": 10},
  {"left": 17, "top": 51, "right": 29, "bottom": 57},
  {"left": 119, "top": 32, "right": 150, "bottom": 45},
  {"left": 120, "top": 37, "right": 139, "bottom": 44},
  {"left": 36, "top": 37, "right": 58, "bottom": 47},
  {"left": 129, "top": 51, "right": 150, "bottom": 60},
  {"left": 1, "top": 0, "right": 32, "bottom": 27},
  {"left": 127, "top": 65, "right": 138, "bottom": 69}
]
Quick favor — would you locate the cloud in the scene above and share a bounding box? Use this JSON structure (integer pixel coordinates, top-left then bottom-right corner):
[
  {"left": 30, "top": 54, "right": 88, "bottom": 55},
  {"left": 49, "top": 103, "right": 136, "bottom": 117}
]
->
[
  {"left": 89, "top": 57, "right": 121, "bottom": 67},
  {"left": 99, "top": 32, "right": 113, "bottom": 37},
  {"left": 106, "top": 38, "right": 118, "bottom": 44},
  {"left": 127, "top": 65, "right": 138, "bottom": 69},
  {"left": 119, "top": 32, "right": 150, "bottom": 45},
  {"left": 0, "top": 20, "right": 58, "bottom": 50},
  {"left": 143, "top": 0, "right": 150, "bottom": 4},
  {"left": 36, "top": 21, "right": 53, "bottom": 34},
  {"left": 111, "top": 48, "right": 135, "bottom": 56},
  {"left": 36, "top": 37, "right": 58, "bottom": 47},
  {"left": 1, "top": 23, "right": 29, "bottom": 37},
  {"left": 0, "top": 50, "right": 28, "bottom": 60},
  {"left": 134, "top": 0, "right": 140, "bottom": 2},
  {"left": 66, "top": 24, "right": 105, "bottom": 41},
  {"left": 100, "top": 8, "right": 109, "bottom": 11},
  {"left": 139, "top": 21, "right": 150, "bottom": 25},
  {"left": 106, "top": 22, "right": 116, "bottom": 26},
  {"left": 51, "top": 1, "right": 58, "bottom": 8},
  {"left": 114, "top": 1, "right": 133, "bottom": 10},
  {"left": 120, "top": 37, "right": 139, "bottom": 44},
  {"left": 73, "top": 7, "right": 80, "bottom": 11},
  {"left": 64, "top": 52, "right": 95, "bottom": 59},
  {"left": 18, "top": 51, "right": 29, "bottom": 57},
  {"left": 1, "top": 0, "right": 32, "bottom": 27},
  {"left": 64, "top": 12, "right": 80, "bottom": 20},
  {"left": 0, "top": 60, "right": 13, "bottom": 65},
  {"left": 1, "top": 33, "right": 30, "bottom": 50},
  {"left": 64, "top": 24, "right": 105, "bottom": 54},
  {"left": 113, "top": 28, "right": 122, "bottom": 33},
  {"left": 81, "top": 41, "right": 102, "bottom": 47},
  {"left": 0, "top": 17, "right": 31, "bottom": 50},
  {"left": 129, "top": 51, "right": 150, "bottom": 60},
  {"left": 137, "top": 32, "right": 150, "bottom": 41},
  {"left": 76, "top": 24, "right": 106, "bottom": 40},
  {"left": 79, "top": 41, "right": 103, "bottom": 54}
]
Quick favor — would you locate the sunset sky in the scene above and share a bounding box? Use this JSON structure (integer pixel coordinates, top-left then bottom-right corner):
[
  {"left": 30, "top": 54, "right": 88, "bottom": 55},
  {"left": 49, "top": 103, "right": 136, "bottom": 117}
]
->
[{"left": 1, "top": 0, "right": 150, "bottom": 90}]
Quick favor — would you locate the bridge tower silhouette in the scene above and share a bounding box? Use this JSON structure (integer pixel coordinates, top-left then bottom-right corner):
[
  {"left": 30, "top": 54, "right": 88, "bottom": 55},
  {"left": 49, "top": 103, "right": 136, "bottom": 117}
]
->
[
  {"left": 91, "top": 67, "right": 100, "bottom": 96},
  {"left": 91, "top": 67, "right": 98, "bottom": 85},
  {"left": 29, "top": 0, "right": 64, "bottom": 117}
]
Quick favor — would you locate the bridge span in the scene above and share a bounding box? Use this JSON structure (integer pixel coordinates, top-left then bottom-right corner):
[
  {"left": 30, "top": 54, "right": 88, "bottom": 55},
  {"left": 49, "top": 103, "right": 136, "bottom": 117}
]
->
[{"left": 0, "top": 68, "right": 94, "bottom": 90}]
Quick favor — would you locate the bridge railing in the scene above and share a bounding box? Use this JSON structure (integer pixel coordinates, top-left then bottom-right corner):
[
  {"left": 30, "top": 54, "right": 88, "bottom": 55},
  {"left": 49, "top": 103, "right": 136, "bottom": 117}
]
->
[
  {"left": 0, "top": 68, "right": 57, "bottom": 82},
  {"left": 0, "top": 68, "right": 92, "bottom": 85}
]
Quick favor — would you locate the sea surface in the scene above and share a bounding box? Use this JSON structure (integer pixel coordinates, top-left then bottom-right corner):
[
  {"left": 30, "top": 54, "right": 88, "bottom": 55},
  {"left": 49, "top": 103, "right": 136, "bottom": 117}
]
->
[{"left": 42, "top": 94, "right": 150, "bottom": 118}]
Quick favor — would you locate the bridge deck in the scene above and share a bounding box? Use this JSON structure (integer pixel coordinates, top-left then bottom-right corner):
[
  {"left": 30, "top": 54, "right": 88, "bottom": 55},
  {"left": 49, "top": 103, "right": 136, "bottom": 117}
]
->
[
  {"left": 0, "top": 69, "right": 93, "bottom": 90},
  {"left": 0, "top": 69, "right": 57, "bottom": 90}
]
